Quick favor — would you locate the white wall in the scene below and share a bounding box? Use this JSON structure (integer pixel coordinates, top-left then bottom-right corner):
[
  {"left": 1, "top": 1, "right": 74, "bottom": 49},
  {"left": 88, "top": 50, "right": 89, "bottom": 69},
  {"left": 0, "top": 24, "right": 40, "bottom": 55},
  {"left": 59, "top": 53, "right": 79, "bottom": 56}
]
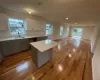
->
[
  {"left": 89, "top": 24, "right": 100, "bottom": 80},
  {"left": 82, "top": 27, "right": 94, "bottom": 40},
  {"left": 69, "top": 26, "right": 95, "bottom": 40},
  {"left": 51, "top": 23, "right": 60, "bottom": 40},
  {"left": 0, "top": 6, "right": 48, "bottom": 39},
  {"left": 25, "top": 18, "right": 46, "bottom": 36},
  {"left": 0, "top": 7, "right": 69, "bottom": 40},
  {"left": 92, "top": 34, "right": 100, "bottom": 80},
  {"left": 91, "top": 26, "right": 100, "bottom": 53},
  {"left": 51, "top": 23, "right": 69, "bottom": 40},
  {"left": 62, "top": 25, "right": 69, "bottom": 38}
]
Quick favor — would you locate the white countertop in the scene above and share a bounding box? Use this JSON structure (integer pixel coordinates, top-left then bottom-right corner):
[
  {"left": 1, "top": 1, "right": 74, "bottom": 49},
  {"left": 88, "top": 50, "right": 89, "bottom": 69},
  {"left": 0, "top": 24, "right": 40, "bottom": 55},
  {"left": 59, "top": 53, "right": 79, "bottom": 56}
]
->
[
  {"left": 30, "top": 39, "right": 58, "bottom": 52},
  {"left": 0, "top": 35, "right": 47, "bottom": 42}
]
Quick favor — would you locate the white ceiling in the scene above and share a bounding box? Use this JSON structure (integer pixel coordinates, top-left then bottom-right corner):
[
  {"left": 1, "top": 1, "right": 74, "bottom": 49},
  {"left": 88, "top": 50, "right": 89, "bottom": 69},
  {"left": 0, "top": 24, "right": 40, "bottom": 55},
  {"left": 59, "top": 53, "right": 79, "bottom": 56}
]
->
[{"left": 0, "top": 0, "right": 100, "bottom": 24}]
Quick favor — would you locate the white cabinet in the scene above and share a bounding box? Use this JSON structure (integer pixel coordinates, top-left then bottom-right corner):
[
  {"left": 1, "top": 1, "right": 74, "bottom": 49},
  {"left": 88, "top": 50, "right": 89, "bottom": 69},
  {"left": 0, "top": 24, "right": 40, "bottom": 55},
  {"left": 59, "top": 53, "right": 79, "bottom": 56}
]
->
[
  {"left": 0, "top": 13, "right": 8, "bottom": 30},
  {"left": 26, "top": 19, "right": 46, "bottom": 31},
  {"left": 26, "top": 19, "right": 35, "bottom": 30}
]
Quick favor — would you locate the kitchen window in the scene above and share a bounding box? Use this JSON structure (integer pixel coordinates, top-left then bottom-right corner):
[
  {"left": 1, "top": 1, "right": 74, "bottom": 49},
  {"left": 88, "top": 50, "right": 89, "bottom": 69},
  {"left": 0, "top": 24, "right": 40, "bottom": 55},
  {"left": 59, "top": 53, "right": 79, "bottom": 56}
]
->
[
  {"left": 8, "top": 18, "right": 25, "bottom": 35},
  {"left": 46, "top": 24, "right": 53, "bottom": 35}
]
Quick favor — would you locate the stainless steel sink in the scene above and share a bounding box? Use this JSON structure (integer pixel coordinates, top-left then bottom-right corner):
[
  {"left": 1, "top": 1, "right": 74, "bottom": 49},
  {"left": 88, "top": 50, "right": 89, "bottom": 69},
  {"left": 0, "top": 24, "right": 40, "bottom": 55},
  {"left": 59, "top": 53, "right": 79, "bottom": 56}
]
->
[{"left": 14, "top": 37, "right": 25, "bottom": 39}]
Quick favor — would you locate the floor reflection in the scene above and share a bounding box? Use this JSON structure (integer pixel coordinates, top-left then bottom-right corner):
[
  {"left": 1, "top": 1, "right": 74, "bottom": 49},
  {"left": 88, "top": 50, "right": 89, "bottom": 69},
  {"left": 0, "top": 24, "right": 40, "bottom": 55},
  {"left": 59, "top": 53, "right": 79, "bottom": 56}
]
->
[
  {"left": 73, "top": 48, "right": 76, "bottom": 52},
  {"left": 32, "top": 76, "right": 36, "bottom": 80},
  {"left": 72, "top": 38, "right": 81, "bottom": 48},
  {"left": 16, "top": 62, "right": 29, "bottom": 72},
  {"left": 68, "top": 54, "right": 72, "bottom": 58},
  {"left": 58, "top": 44, "right": 61, "bottom": 50},
  {"left": 45, "top": 39, "right": 52, "bottom": 44},
  {"left": 58, "top": 64, "right": 63, "bottom": 72}
]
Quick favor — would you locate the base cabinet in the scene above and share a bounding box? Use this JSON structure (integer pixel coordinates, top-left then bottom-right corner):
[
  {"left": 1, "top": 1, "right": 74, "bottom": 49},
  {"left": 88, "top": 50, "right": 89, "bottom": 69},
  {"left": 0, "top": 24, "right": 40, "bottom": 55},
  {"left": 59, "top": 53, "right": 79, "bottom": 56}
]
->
[
  {"left": 0, "top": 43, "right": 4, "bottom": 62},
  {"left": 37, "top": 36, "right": 48, "bottom": 41},
  {"left": 1, "top": 39, "right": 30, "bottom": 57},
  {"left": 19, "top": 39, "right": 30, "bottom": 51}
]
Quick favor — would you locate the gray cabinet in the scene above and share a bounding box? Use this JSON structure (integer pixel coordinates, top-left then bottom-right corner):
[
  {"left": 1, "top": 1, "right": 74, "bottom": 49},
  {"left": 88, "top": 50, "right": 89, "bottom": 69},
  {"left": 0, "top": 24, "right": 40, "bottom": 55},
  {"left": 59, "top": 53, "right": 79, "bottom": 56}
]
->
[
  {"left": 0, "top": 43, "right": 4, "bottom": 62},
  {"left": 37, "top": 36, "right": 48, "bottom": 41},
  {"left": 1, "top": 39, "right": 30, "bottom": 57},
  {"left": 1, "top": 40, "right": 20, "bottom": 56},
  {"left": 19, "top": 39, "right": 30, "bottom": 51}
]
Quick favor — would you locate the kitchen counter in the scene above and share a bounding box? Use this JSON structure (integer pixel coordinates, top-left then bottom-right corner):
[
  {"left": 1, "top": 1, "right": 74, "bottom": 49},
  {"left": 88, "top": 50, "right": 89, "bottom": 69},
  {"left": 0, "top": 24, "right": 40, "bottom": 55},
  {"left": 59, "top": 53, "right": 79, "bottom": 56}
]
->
[{"left": 0, "top": 35, "right": 47, "bottom": 42}]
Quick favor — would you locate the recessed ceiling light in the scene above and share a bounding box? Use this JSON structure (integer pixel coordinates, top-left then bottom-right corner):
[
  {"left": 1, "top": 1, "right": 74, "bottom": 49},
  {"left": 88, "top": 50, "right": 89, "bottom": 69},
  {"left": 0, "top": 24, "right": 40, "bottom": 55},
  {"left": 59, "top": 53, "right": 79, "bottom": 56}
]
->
[
  {"left": 24, "top": 8, "right": 37, "bottom": 15},
  {"left": 75, "top": 23, "right": 78, "bottom": 24},
  {"left": 66, "top": 18, "right": 68, "bottom": 20},
  {"left": 29, "top": 11, "right": 32, "bottom": 14}
]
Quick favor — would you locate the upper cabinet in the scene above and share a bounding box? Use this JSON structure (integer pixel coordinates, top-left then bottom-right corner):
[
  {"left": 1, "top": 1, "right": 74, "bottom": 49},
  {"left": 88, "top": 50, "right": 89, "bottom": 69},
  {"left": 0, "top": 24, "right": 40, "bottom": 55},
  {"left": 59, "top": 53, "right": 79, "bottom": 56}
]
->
[
  {"left": 26, "top": 19, "right": 46, "bottom": 31},
  {"left": 0, "top": 13, "right": 8, "bottom": 30},
  {"left": 26, "top": 19, "right": 35, "bottom": 30}
]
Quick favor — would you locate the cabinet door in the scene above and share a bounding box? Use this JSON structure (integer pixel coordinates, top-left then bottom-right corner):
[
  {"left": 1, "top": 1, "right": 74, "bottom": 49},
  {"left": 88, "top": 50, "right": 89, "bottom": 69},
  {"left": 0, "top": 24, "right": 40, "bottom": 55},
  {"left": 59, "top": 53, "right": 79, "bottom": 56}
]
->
[
  {"left": 1, "top": 40, "right": 20, "bottom": 56},
  {"left": 37, "top": 36, "right": 48, "bottom": 41},
  {"left": 1, "top": 39, "right": 30, "bottom": 57},
  {"left": 19, "top": 39, "right": 30, "bottom": 51},
  {"left": 0, "top": 43, "right": 4, "bottom": 62},
  {"left": 26, "top": 19, "right": 46, "bottom": 30},
  {"left": 26, "top": 19, "right": 36, "bottom": 30},
  {"left": 0, "top": 13, "right": 8, "bottom": 30}
]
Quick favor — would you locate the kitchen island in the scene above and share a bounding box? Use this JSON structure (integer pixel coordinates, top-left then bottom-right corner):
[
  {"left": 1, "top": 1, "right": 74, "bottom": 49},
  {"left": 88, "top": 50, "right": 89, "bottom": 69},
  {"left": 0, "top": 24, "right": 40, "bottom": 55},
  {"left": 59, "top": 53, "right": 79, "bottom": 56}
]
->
[{"left": 30, "top": 39, "right": 58, "bottom": 68}]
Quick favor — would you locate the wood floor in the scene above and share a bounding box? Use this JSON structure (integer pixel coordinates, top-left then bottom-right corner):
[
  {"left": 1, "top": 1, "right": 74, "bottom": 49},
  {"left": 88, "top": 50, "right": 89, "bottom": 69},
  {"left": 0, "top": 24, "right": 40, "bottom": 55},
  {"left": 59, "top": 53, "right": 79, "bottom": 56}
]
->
[{"left": 0, "top": 38, "right": 92, "bottom": 80}]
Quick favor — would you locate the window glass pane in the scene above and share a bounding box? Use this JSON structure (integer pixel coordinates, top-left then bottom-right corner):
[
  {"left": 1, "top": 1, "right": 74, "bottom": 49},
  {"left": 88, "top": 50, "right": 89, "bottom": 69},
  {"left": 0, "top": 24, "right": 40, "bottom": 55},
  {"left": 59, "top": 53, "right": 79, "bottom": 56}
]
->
[
  {"left": 46, "top": 24, "right": 52, "bottom": 35},
  {"left": 72, "top": 28, "right": 82, "bottom": 37},
  {"left": 60, "top": 26, "right": 63, "bottom": 36},
  {"left": 8, "top": 18, "right": 25, "bottom": 35}
]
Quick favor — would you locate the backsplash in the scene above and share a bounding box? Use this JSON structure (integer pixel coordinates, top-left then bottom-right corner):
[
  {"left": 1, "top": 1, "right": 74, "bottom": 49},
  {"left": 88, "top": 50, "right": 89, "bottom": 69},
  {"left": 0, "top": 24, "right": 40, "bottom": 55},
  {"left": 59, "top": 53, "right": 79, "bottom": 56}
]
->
[
  {"left": 25, "top": 30, "right": 46, "bottom": 36},
  {"left": 0, "top": 30, "right": 46, "bottom": 39},
  {"left": 0, "top": 30, "right": 11, "bottom": 39}
]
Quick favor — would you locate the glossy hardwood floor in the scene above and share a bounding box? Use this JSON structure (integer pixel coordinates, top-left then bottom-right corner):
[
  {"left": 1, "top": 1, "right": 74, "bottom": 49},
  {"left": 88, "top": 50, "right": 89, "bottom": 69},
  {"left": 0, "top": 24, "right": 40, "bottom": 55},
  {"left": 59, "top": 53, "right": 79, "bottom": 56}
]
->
[
  {"left": 0, "top": 51, "right": 37, "bottom": 80},
  {"left": 0, "top": 38, "right": 92, "bottom": 80}
]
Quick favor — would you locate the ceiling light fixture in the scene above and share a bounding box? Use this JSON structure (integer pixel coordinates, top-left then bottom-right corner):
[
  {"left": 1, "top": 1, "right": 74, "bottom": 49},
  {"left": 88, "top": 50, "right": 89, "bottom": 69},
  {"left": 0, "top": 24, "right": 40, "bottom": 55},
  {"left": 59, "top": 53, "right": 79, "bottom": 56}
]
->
[
  {"left": 66, "top": 18, "right": 68, "bottom": 20},
  {"left": 75, "top": 23, "right": 78, "bottom": 24},
  {"left": 29, "top": 11, "right": 32, "bottom": 14},
  {"left": 24, "top": 8, "right": 37, "bottom": 15}
]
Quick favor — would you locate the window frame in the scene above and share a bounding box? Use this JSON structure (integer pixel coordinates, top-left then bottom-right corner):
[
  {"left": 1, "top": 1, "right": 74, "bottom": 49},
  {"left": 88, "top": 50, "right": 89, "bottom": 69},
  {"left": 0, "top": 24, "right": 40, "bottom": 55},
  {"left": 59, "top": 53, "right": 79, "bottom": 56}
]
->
[{"left": 8, "top": 18, "right": 26, "bottom": 35}]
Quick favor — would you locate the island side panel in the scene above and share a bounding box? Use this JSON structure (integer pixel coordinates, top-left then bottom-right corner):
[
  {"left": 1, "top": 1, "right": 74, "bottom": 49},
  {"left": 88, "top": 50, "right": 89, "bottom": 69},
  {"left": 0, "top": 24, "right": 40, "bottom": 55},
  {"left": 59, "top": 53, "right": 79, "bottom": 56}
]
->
[
  {"left": 31, "top": 46, "right": 38, "bottom": 67},
  {"left": 37, "top": 49, "right": 53, "bottom": 67}
]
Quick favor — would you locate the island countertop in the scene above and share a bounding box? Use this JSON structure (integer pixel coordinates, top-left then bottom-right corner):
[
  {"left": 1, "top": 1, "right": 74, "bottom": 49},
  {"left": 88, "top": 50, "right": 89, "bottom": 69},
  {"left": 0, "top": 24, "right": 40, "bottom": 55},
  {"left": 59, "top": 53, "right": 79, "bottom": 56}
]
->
[{"left": 30, "top": 39, "right": 58, "bottom": 52}]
